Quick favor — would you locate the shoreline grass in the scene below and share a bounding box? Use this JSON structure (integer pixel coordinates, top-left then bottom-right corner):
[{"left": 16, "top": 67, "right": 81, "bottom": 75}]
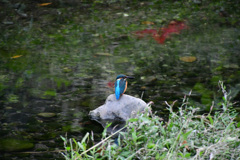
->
[{"left": 61, "top": 81, "right": 240, "bottom": 159}]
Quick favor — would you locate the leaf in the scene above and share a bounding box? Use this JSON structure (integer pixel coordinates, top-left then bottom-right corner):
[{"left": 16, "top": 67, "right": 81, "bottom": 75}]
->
[
  {"left": 102, "top": 122, "right": 112, "bottom": 138},
  {"left": 147, "top": 142, "right": 155, "bottom": 149},
  {"left": 141, "top": 21, "right": 155, "bottom": 25},
  {"left": 73, "top": 138, "right": 77, "bottom": 145},
  {"left": 120, "top": 151, "right": 131, "bottom": 157},
  {"left": 81, "top": 132, "right": 89, "bottom": 144},
  {"left": 38, "top": 3, "right": 52, "bottom": 6},
  {"left": 95, "top": 52, "right": 112, "bottom": 56},
  {"left": 182, "top": 130, "right": 193, "bottom": 140},
  {"left": 208, "top": 115, "right": 214, "bottom": 125},
  {"left": 132, "top": 129, "right": 137, "bottom": 143},
  {"left": 237, "top": 122, "right": 240, "bottom": 128},
  {"left": 179, "top": 56, "right": 197, "bottom": 62},
  {"left": 37, "top": 112, "right": 56, "bottom": 118},
  {"left": 184, "top": 153, "right": 191, "bottom": 158},
  {"left": 128, "top": 118, "right": 138, "bottom": 122},
  {"left": 115, "top": 57, "right": 129, "bottom": 63},
  {"left": 66, "top": 146, "right": 71, "bottom": 151},
  {"left": 159, "top": 124, "right": 166, "bottom": 135},
  {"left": 226, "top": 122, "right": 234, "bottom": 131},
  {"left": 167, "top": 121, "right": 174, "bottom": 130},
  {"left": 11, "top": 55, "right": 22, "bottom": 59},
  {"left": 60, "top": 135, "right": 66, "bottom": 142},
  {"left": 178, "top": 152, "right": 184, "bottom": 157},
  {"left": 43, "top": 90, "right": 56, "bottom": 96}
]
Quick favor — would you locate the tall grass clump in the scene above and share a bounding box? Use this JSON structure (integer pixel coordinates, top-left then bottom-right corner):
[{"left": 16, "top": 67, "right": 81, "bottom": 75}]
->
[{"left": 61, "top": 81, "right": 240, "bottom": 160}]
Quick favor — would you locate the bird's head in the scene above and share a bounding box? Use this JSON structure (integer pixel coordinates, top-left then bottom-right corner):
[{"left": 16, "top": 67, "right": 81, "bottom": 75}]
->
[{"left": 116, "top": 74, "right": 134, "bottom": 80}]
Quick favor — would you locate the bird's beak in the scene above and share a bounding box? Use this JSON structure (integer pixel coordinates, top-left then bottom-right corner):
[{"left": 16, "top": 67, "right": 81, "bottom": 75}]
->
[{"left": 126, "top": 76, "right": 135, "bottom": 79}]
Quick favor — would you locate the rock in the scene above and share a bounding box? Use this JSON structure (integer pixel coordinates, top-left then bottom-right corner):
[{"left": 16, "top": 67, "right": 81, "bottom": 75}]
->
[
  {"left": 35, "top": 143, "right": 49, "bottom": 151},
  {"left": 89, "top": 94, "right": 147, "bottom": 121}
]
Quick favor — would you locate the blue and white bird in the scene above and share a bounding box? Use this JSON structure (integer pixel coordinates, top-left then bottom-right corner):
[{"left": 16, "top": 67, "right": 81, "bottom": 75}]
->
[{"left": 114, "top": 74, "right": 134, "bottom": 100}]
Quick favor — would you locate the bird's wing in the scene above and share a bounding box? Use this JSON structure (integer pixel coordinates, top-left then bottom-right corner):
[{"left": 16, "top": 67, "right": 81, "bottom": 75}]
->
[
  {"left": 115, "top": 80, "right": 121, "bottom": 100},
  {"left": 119, "top": 79, "right": 126, "bottom": 95},
  {"left": 115, "top": 79, "right": 126, "bottom": 100}
]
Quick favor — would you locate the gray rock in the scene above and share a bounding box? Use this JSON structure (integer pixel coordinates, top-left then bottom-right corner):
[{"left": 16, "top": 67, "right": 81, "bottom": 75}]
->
[
  {"left": 89, "top": 94, "right": 147, "bottom": 121},
  {"left": 35, "top": 143, "right": 49, "bottom": 151}
]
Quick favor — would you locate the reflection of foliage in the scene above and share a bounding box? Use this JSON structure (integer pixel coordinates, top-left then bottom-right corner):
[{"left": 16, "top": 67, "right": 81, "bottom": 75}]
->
[
  {"left": 43, "top": 90, "right": 56, "bottom": 97},
  {"left": 193, "top": 83, "right": 213, "bottom": 105},
  {"left": 0, "top": 138, "right": 34, "bottom": 152},
  {"left": 0, "top": 75, "right": 8, "bottom": 95},
  {"left": 0, "top": 0, "right": 239, "bottom": 106},
  {"left": 7, "top": 94, "right": 19, "bottom": 103},
  {"left": 53, "top": 77, "right": 71, "bottom": 89},
  {"left": 42, "top": 90, "right": 56, "bottom": 99},
  {"left": 15, "top": 77, "right": 24, "bottom": 88}
]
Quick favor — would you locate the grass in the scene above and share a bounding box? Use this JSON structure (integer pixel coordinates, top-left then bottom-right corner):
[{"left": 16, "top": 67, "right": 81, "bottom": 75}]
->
[{"left": 60, "top": 81, "right": 240, "bottom": 159}]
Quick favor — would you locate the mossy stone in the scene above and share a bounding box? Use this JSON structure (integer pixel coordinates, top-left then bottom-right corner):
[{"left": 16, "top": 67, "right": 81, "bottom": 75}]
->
[
  {"left": 37, "top": 112, "right": 56, "bottom": 118},
  {"left": 0, "top": 138, "right": 34, "bottom": 152}
]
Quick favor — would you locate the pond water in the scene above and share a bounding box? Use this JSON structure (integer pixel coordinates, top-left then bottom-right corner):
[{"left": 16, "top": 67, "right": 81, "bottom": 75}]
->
[{"left": 0, "top": 1, "right": 240, "bottom": 159}]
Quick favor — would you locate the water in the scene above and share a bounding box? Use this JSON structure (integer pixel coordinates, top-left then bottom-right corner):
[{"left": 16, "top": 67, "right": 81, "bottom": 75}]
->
[{"left": 0, "top": 1, "right": 240, "bottom": 159}]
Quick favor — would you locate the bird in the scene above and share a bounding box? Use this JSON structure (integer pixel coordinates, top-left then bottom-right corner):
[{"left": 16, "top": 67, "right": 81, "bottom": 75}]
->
[{"left": 114, "top": 74, "right": 134, "bottom": 100}]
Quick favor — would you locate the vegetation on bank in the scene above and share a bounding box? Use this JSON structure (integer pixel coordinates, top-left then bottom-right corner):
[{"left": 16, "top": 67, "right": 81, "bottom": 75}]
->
[{"left": 61, "top": 81, "right": 240, "bottom": 160}]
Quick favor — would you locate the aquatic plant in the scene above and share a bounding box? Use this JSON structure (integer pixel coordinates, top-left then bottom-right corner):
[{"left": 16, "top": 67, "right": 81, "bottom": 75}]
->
[{"left": 61, "top": 81, "right": 240, "bottom": 159}]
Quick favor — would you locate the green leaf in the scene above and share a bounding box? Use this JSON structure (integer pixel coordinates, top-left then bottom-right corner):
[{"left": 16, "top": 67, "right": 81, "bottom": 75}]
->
[
  {"left": 237, "top": 122, "right": 240, "bottom": 128},
  {"left": 222, "top": 96, "right": 226, "bottom": 101},
  {"left": 208, "top": 115, "right": 214, "bottom": 125},
  {"left": 43, "top": 90, "right": 56, "bottom": 96},
  {"left": 132, "top": 131, "right": 137, "bottom": 143},
  {"left": 168, "top": 121, "right": 174, "bottom": 130},
  {"left": 102, "top": 123, "right": 112, "bottom": 138},
  {"left": 136, "top": 141, "right": 144, "bottom": 145},
  {"left": 60, "top": 135, "right": 66, "bottom": 142},
  {"left": 178, "top": 152, "right": 184, "bottom": 157},
  {"left": 73, "top": 138, "right": 77, "bottom": 145},
  {"left": 147, "top": 142, "right": 155, "bottom": 149},
  {"left": 66, "top": 146, "right": 71, "bottom": 151},
  {"left": 155, "top": 153, "right": 160, "bottom": 159},
  {"left": 108, "top": 122, "right": 114, "bottom": 128},
  {"left": 182, "top": 130, "right": 193, "bottom": 140},
  {"left": 128, "top": 118, "right": 138, "bottom": 122},
  {"left": 159, "top": 124, "right": 166, "bottom": 135},
  {"left": 140, "top": 117, "right": 150, "bottom": 122},
  {"left": 81, "top": 132, "right": 89, "bottom": 144},
  {"left": 226, "top": 122, "right": 234, "bottom": 131},
  {"left": 184, "top": 153, "right": 191, "bottom": 158},
  {"left": 120, "top": 151, "right": 131, "bottom": 157}
]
